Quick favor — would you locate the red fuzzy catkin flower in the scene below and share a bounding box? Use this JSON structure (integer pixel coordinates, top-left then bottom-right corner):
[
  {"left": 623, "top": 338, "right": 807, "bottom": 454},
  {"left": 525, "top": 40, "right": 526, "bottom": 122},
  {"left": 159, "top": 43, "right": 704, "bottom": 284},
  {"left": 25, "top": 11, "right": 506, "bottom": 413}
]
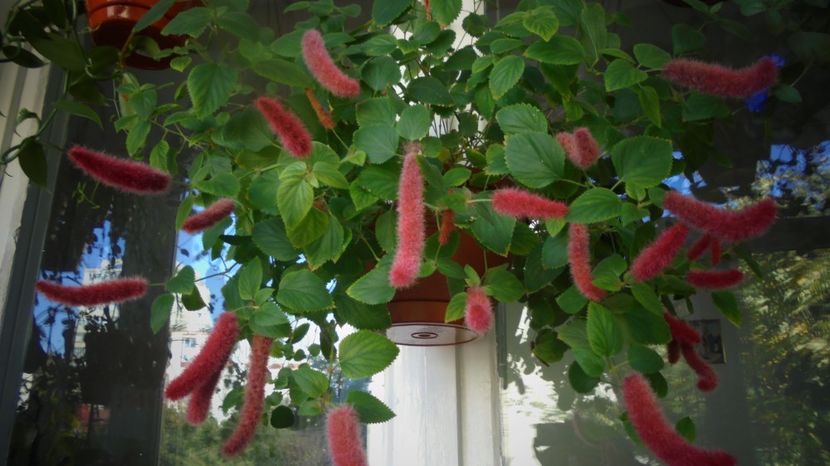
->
[
  {"left": 663, "top": 57, "right": 779, "bottom": 99},
  {"left": 301, "top": 29, "right": 360, "bottom": 99},
  {"left": 36, "top": 278, "right": 148, "bottom": 307},
  {"left": 663, "top": 312, "right": 701, "bottom": 345},
  {"left": 631, "top": 223, "right": 690, "bottom": 282},
  {"left": 390, "top": 143, "right": 425, "bottom": 289},
  {"left": 182, "top": 198, "right": 235, "bottom": 233},
  {"left": 556, "top": 132, "right": 577, "bottom": 159},
  {"left": 680, "top": 342, "right": 719, "bottom": 392},
  {"left": 305, "top": 87, "right": 335, "bottom": 130},
  {"left": 438, "top": 209, "right": 455, "bottom": 246},
  {"left": 623, "top": 373, "right": 736, "bottom": 466},
  {"left": 492, "top": 188, "right": 569, "bottom": 220},
  {"left": 686, "top": 269, "right": 744, "bottom": 290},
  {"left": 567, "top": 224, "right": 606, "bottom": 302},
  {"left": 687, "top": 234, "right": 713, "bottom": 261},
  {"left": 186, "top": 368, "right": 222, "bottom": 425},
  {"left": 67, "top": 146, "right": 171, "bottom": 194},
  {"left": 165, "top": 312, "right": 239, "bottom": 400},
  {"left": 573, "top": 128, "right": 601, "bottom": 168},
  {"left": 663, "top": 191, "right": 777, "bottom": 243},
  {"left": 326, "top": 405, "right": 368, "bottom": 466},
  {"left": 255, "top": 96, "right": 313, "bottom": 159},
  {"left": 710, "top": 239, "right": 722, "bottom": 266},
  {"left": 556, "top": 128, "right": 601, "bottom": 169},
  {"left": 223, "top": 335, "right": 273, "bottom": 456},
  {"left": 667, "top": 340, "right": 681, "bottom": 364},
  {"left": 465, "top": 286, "right": 493, "bottom": 333}
]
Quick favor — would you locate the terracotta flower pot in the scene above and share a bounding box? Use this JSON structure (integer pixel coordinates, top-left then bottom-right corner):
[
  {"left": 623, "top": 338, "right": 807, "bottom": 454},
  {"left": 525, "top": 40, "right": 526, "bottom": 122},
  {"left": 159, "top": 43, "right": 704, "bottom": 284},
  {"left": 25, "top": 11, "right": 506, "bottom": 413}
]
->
[
  {"left": 85, "top": 0, "right": 198, "bottom": 69},
  {"left": 386, "top": 228, "right": 508, "bottom": 347}
]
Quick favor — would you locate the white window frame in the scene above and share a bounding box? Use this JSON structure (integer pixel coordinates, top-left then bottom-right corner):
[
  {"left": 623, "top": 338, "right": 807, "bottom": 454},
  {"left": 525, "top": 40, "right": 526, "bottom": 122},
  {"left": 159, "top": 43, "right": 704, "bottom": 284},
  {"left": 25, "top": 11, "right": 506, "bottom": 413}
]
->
[{"left": 0, "top": 59, "right": 52, "bottom": 316}]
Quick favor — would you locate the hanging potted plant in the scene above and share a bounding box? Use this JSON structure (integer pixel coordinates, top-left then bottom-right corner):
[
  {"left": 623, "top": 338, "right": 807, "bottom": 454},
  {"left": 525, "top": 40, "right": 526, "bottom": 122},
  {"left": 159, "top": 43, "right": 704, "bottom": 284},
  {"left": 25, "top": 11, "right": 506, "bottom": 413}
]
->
[
  {"left": 4, "top": 0, "right": 825, "bottom": 464},
  {"left": 85, "top": 0, "right": 201, "bottom": 68}
]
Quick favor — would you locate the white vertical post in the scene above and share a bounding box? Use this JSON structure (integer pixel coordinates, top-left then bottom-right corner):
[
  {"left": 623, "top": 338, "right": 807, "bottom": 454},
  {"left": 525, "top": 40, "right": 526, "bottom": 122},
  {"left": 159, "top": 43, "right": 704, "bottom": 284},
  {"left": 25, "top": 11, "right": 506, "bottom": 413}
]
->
[{"left": 368, "top": 345, "right": 461, "bottom": 466}]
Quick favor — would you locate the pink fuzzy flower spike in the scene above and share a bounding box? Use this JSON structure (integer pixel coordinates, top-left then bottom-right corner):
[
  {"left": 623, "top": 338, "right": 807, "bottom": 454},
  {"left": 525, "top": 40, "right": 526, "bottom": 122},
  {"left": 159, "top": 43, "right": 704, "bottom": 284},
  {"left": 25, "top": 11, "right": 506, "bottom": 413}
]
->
[
  {"left": 663, "top": 191, "right": 777, "bottom": 243},
  {"left": 223, "top": 335, "right": 273, "bottom": 456},
  {"left": 439, "top": 209, "right": 455, "bottom": 246},
  {"left": 390, "top": 143, "right": 425, "bottom": 289},
  {"left": 556, "top": 132, "right": 577, "bottom": 160},
  {"left": 36, "top": 278, "right": 147, "bottom": 307},
  {"left": 710, "top": 239, "right": 722, "bottom": 266},
  {"left": 681, "top": 343, "right": 719, "bottom": 392},
  {"left": 631, "top": 223, "right": 690, "bottom": 282},
  {"left": 465, "top": 286, "right": 493, "bottom": 333},
  {"left": 663, "top": 312, "right": 701, "bottom": 345},
  {"left": 186, "top": 368, "right": 222, "bottom": 425},
  {"left": 663, "top": 57, "right": 779, "bottom": 99},
  {"left": 686, "top": 269, "right": 744, "bottom": 290},
  {"left": 492, "top": 188, "right": 569, "bottom": 220},
  {"left": 255, "top": 96, "right": 313, "bottom": 159},
  {"left": 165, "top": 312, "right": 239, "bottom": 400},
  {"left": 667, "top": 340, "right": 680, "bottom": 364},
  {"left": 182, "top": 198, "right": 235, "bottom": 233},
  {"left": 302, "top": 29, "right": 360, "bottom": 98},
  {"left": 687, "top": 234, "right": 713, "bottom": 261},
  {"left": 326, "top": 405, "right": 368, "bottom": 466},
  {"left": 557, "top": 129, "right": 601, "bottom": 169},
  {"left": 573, "top": 128, "right": 601, "bottom": 168},
  {"left": 567, "top": 224, "right": 606, "bottom": 302},
  {"left": 67, "top": 146, "right": 171, "bottom": 194},
  {"left": 623, "top": 373, "right": 736, "bottom": 466}
]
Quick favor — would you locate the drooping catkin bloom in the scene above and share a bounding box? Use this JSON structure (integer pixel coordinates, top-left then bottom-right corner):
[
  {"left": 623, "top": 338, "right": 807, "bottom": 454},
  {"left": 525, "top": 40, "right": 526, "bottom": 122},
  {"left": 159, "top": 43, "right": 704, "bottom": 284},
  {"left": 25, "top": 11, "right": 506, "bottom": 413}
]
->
[
  {"left": 663, "top": 191, "right": 777, "bottom": 243},
  {"left": 623, "top": 373, "right": 736, "bottom": 466},
  {"left": 425, "top": 0, "right": 432, "bottom": 21},
  {"left": 492, "top": 188, "right": 569, "bottom": 220},
  {"left": 710, "top": 239, "right": 722, "bottom": 266},
  {"left": 223, "top": 335, "right": 273, "bottom": 456},
  {"left": 186, "top": 368, "right": 222, "bottom": 425},
  {"left": 686, "top": 269, "right": 744, "bottom": 290},
  {"left": 36, "top": 278, "right": 148, "bottom": 307},
  {"left": 745, "top": 54, "right": 786, "bottom": 113},
  {"left": 390, "top": 143, "right": 425, "bottom": 289},
  {"left": 663, "top": 57, "right": 779, "bottom": 99},
  {"left": 556, "top": 128, "right": 601, "bottom": 169},
  {"left": 556, "top": 132, "right": 577, "bottom": 159},
  {"left": 631, "top": 223, "right": 690, "bottom": 282},
  {"left": 326, "top": 405, "right": 368, "bottom": 466},
  {"left": 255, "top": 96, "right": 313, "bottom": 159},
  {"left": 663, "top": 312, "right": 701, "bottom": 345},
  {"left": 301, "top": 29, "right": 360, "bottom": 99},
  {"left": 165, "top": 313, "right": 239, "bottom": 400},
  {"left": 567, "top": 224, "right": 606, "bottom": 302},
  {"left": 67, "top": 146, "right": 171, "bottom": 194},
  {"left": 182, "top": 198, "right": 235, "bottom": 233},
  {"left": 439, "top": 209, "right": 455, "bottom": 246},
  {"left": 574, "top": 128, "right": 601, "bottom": 168},
  {"left": 465, "top": 286, "right": 493, "bottom": 333},
  {"left": 687, "top": 235, "right": 713, "bottom": 261},
  {"left": 305, "top": 87, "right": 335, "bottom": 130},
  {"left": 680, "top": 342, "right": 719, "bottom": 392},
  {"left": 667, "top": 340, "right": 680, "bottom": 364}
]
